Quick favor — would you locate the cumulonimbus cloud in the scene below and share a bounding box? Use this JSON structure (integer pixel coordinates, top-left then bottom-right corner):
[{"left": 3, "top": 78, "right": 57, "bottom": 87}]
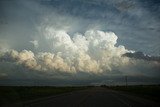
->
[
  {"left": 0, "top": 29, "right": 131, "bottom": 74},
  {"left": 0, "top": 0, "right": 160, "bottom": 86},
  {"left": 0, "top": 28, "right": 160, "bottom": 82}
]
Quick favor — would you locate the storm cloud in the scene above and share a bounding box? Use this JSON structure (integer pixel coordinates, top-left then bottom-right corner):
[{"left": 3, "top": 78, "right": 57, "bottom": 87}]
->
[
  {"left": 0, "top": 0, "right": 160, "bottom": 85},
  {"left": 123, "top": 51, "right": 160, "bottom": 62}
]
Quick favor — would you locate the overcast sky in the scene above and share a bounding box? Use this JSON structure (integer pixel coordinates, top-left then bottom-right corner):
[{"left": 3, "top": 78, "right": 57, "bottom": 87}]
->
[{"left": 0, "top": 0, "right": 160, "bottom": 86}]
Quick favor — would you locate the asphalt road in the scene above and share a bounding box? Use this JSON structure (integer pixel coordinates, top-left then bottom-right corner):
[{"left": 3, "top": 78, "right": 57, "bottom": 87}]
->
[{"left": 7, "top": 87, "right": 160, "bottom": 107}]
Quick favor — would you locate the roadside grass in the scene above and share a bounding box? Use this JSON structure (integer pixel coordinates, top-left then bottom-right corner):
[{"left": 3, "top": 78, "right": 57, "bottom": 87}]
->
[
  {"left": 107, "top": 85, "right": 160, "bottom": 102},
  {"left": 0, "top": 86, "right": 89, "bottom": 106}
]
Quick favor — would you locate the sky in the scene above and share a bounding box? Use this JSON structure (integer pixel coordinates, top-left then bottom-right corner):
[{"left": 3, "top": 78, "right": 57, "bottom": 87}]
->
[{"left": 0, "top": 0, "right": 160, "bottom": 86}]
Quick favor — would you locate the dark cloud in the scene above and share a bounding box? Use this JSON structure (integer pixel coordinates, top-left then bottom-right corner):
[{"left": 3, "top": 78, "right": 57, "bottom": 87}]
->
[{"left": 123, "top": 51, "right": 160, "bottom": 62}]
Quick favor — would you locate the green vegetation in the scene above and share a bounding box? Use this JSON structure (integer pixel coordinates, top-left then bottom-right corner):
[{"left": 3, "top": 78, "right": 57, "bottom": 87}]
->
[
  {"left": 108, "top": 85, "right": 160, "bottom": 102},
  {"left": 0, "top": 86, "right": 89, "bottom": 106}
]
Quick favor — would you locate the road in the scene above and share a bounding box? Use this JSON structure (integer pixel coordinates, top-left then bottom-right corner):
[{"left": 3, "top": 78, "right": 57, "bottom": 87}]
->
[{"left": 7, "top": 87, "right": 160, "bottom": 107}]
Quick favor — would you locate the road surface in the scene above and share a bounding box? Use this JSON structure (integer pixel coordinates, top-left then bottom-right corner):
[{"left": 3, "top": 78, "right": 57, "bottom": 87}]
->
[{"left": 5, "top": 87, "right": 160, "bottom": 107}]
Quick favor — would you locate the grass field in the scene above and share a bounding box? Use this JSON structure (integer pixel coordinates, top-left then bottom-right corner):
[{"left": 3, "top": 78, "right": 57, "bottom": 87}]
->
[
  {"left": 0, "top": 86, "right": 89, "bottom": 106},
  {"left": 107, "top": 85, "right": 160, "bottom": 102},
  {"left": 1, "top": 85, "right": 160, "bottom": 106}
]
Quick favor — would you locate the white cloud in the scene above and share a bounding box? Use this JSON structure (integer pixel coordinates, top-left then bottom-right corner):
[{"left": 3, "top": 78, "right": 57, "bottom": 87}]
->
[
  {"left": 0, "top": 29, "right": 159, "bottom": 85},
  {"left": 30, "top": 40, "right": 39, "bottom": 48},
  {"left": 0, "top": 29, "right": 132, "bottom": 74}
]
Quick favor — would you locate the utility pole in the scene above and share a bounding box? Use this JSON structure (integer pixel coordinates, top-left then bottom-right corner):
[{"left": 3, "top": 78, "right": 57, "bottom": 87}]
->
[{"left": 125, "top": 76, "right": 128, "bottom": 87}]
